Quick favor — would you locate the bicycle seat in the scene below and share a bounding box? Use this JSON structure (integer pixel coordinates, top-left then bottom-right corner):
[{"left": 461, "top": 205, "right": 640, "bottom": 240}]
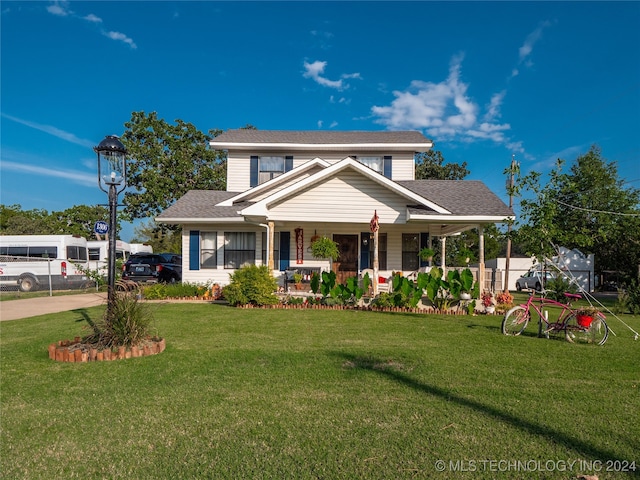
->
[{"left": 564, "top": 293, "right": 582, "bottom": 300}]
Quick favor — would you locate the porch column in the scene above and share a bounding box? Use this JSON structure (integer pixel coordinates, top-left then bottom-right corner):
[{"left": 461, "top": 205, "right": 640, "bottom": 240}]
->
[
  {"left": 268, "top": 221, "right": 275, "bottom": 273},
  {"left": 440, "top": 236, "right": 446, "bottom": 274},
  {"left": 478, "top": 224, "right": 485, "bottom": 292}
]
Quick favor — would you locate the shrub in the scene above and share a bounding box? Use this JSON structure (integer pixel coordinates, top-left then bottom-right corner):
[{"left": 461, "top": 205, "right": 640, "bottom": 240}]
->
[
  {"left": 83, "top": 291, "right": 156, "bottom": 348},
  {"left": 222, "top": 265, "right": 279, "bottom": 306},
  {"left": 545, "top": 275, "right": 578, "bottom": 301},
  {"left": 617, "top": 280, "right": 640, "bottom": 314}
]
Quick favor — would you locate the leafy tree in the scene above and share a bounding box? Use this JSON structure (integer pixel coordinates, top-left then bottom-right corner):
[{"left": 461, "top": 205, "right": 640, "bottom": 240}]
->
[
  {"left": 131, "top": 220, "right": 181, "bottom": 253},
  {"left": 415, "top": 150, "right": 470, "bottom": 180},
  {"left": 514, "top": 145, "right": 640, "bottom": 281},
  {"left": 0, "top": 204, "right": 114, "bottom": 238},
  {"left": 120, "top": 111, "right": 227, "bottom": 220}
]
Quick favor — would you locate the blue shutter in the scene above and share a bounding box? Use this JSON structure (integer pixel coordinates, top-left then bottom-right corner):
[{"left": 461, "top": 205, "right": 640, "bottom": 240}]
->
[
  {"left": 279, "top": 231, "right": 290, "bottom": 271},
  {"left": 420, "top": 233, "right": 429, "bottom": 267},
  {"left": 383, "top": 156, "right": 392, "bottom": 179},
  {"left": 285, "top": 156, "right": 293, "bottom": 172},
  {"left": 360, "top": 233, "right": 371, "bottom": 269},
  {"left": 250, "top": 156, "right": 259, "bottom": 187},
  {"left": 189, "top": 230, "right": 200, "bottom": 271}
]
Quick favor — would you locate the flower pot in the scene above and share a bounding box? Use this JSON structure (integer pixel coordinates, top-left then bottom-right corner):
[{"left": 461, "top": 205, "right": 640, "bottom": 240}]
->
[
  {"left": 485, "top": 306, "right": 495, "bottom": 314},
  {"left": 576, "top": 314, "right": 593, "bottom": 327},
  {"left": 460, "top": 292, "right": 471, "bottom": 300}
]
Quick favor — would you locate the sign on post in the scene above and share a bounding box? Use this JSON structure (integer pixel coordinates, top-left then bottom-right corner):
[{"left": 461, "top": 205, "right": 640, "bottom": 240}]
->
[{"left": 94, "top": 221, "right": 109, "bottom": 235}]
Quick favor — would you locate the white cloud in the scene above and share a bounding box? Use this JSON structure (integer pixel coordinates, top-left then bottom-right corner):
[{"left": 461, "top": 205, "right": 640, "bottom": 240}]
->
[
  {"left": 371, "top": 55, "right": 521, "bottom": 152},
  {"left": 83, "top": 13, "right": 102, "bottom": 23},
  {"left": 103, "top": 31, "right": 137, "bottom": 49},
  {"left": 1, "top": 160, "right": 94, "bottom": 187},
  {"left": 484, "top": 90, "right": 506, "bottom": 122},
  {"left": 46, "top": 1, "right": 136, "bottom": 49},
  {"left": 47, "top": 1, "right": 71, "bottom": 16},
  {"left": 1, "top": 113, "right": 95, "bottom": 148},
  {"left": 511, "top": 20, "right": 552, "bottom": 78},
  {"left": 303, "top": 60, "right": 360, "bottom": 91}
]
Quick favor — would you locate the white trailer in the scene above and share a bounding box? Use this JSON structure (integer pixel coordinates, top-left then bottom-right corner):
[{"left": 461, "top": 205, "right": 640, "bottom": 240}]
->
[
  {"left": 0, "top": 235, "right": 91, "bottom": 292},
  {"left": 129, "top": 243, "right": 153, "bottom": 254}
]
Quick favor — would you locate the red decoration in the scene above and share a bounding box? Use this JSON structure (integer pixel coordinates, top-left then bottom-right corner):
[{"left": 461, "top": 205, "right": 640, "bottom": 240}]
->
[
  {"left": 295, "top": 228, "right": 304, "bottom": 264},
  {"left": 370, "top": 210, "right": 379, "bottom": 233}
]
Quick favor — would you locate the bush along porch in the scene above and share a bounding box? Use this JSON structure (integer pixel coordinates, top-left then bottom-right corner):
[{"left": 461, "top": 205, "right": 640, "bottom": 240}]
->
[{"left": 218, "top": 265, "right": 485, "bottom": 314}]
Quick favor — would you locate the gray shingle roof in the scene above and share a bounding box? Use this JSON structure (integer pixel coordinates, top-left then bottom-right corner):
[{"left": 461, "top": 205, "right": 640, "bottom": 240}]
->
[
  {"left": 157, "top": 180, "right": 513, "bottom": 223},
  {"left": 211, "top": 130, "right": 432, "bottom": 145},
  {"left": 156, "top": 191, "right": 243, "bottom": 220},
  {"left": 398, "top": 180, "right": 514, "bottom": 216}
]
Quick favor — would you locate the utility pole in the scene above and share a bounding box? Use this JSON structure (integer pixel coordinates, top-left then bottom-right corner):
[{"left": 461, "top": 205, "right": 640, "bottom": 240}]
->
[{"left": 504, "top": 155, "right": 517, "bottom": 292}]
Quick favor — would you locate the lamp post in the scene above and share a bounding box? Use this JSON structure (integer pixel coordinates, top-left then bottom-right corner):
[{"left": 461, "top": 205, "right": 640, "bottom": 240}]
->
[{"left": 94, "top": 135, "right": 127, "bottom": 307}]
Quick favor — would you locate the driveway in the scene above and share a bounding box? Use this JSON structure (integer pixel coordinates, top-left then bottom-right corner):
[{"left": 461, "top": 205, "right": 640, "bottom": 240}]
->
[{"left": 0, "top": 292, "right": 108, "bottom": 321}]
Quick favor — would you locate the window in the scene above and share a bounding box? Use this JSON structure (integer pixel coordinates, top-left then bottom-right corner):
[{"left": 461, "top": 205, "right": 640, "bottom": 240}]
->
[
  {"left": 359, "top": 156, "right": 383, "bottom": 173},
  {"left": 0, "top": 246, "right": 58, "bottom": 258},
  {"left": 261, "top": 232, "right": 280, "bottom": 267},
  {"left": 354, "top": 155, "right": 392, "bottom": 178},
  {"left": 224, "top": 232, "right": 256, "bottom": 269},
  {"left": 89, "top": 248, "right": 101, "bottom": 261},
  {"left": 259, "top": 156, "right": 285, "bottom": 184},
  {"left": 250, "top": 156, "right": 293, "bottom": 186},
  {"left": 201, "top": 232, "right": 217, "bottom": 269},
  {"left": 66, "top": 246, "right": 87, "bottom": 262},
  {"left": 402, "top": 233, "right": 419, "bottom": 271}
]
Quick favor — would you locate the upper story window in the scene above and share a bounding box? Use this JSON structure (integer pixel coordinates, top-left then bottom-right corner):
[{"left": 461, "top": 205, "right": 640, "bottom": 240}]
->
[
  {"left": 250, "top": 156, "right": 293, "bottom": 187},
  {"left": 359, "top": 156, "right": 383, "bottom": 173},
  {"left": 354, "top": 155, "right": 392, "bottom": 178}
]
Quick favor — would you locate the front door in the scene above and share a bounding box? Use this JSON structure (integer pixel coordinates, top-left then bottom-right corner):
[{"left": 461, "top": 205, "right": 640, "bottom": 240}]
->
[{"left": 333, "top": 234, "right": 358, "bottom": 285}]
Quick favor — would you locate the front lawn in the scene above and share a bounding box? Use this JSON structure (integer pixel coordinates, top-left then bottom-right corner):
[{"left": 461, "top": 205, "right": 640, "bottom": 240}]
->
[{"left": 1, "top": 303, "right": 638, "bottom": 479}]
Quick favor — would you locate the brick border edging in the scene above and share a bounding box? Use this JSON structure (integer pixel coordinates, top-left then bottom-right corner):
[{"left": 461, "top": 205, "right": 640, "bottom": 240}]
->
[{"left": 48, "top": 337, "right": 166, "bottom": 363}]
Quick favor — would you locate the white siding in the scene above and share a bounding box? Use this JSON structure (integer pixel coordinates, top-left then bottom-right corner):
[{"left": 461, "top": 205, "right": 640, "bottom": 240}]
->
[
  {"left": 225, "top": 150, "right": 416, "bottom": 192},
  {"left": 268, "top": 171, "right": 409, "bottom": 223},
  {"left": 180, "top": 222, "right": 434, "bottom": 286}
]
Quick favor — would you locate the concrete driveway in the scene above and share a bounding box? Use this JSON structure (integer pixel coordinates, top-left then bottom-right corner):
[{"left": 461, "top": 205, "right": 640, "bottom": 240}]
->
[{"left": 0, "top": 292, "right": 108, "bottom": 321}]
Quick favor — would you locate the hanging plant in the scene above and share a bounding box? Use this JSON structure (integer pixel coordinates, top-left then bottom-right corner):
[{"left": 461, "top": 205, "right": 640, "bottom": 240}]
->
[{"left": 310, "top": 236, "right": 340, "bottom": 262}]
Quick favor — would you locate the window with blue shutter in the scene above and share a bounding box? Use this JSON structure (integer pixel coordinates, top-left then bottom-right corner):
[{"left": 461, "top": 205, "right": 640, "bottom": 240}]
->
[
  {"left": 250, "top": 156, "right": 259, "bottom": 187},
  {"left": 189, "top": 230, "right": 200, "bottom": 271},
  {"left": 279, "top": 232, "right": 290, "bottom": 271},
  {"left": 383, "top": 156, "right": 392, "bottom": 179},
  {"left": 285, "top": 156, "right": 293, "bottom": 172}
]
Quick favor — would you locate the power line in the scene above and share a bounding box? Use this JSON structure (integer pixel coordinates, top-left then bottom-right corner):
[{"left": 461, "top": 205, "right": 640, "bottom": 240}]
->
[{"left": 555, "top": 199, "right": 640, "bottom": 217}]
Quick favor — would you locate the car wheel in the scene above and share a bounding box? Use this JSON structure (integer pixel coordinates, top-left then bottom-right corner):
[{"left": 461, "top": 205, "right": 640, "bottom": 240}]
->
[
  {"left": 516, "top": 283, "right": 522, "bottom": 292},
  {"left": 18, "top": 274, "right": 38, "bottom": 292},
  {"left": 535, "top": 282, "right": 542, "bottom": 291}
]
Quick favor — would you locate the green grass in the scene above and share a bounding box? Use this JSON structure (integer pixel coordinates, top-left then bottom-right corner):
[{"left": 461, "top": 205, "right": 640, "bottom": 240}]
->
[{"left": 1, "top": 303, "right": 639, "bottom": 479}]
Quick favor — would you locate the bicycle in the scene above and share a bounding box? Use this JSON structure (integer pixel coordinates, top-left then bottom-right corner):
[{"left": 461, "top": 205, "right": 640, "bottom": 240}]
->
[{"left": 501, "top": 290, "right": 609, "bottom": 345}]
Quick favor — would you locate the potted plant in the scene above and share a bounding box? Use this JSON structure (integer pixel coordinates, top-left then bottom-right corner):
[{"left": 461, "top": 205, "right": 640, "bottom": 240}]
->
[
  {"left": 458, "top": 268, "right": 475, "bottom": 300},
  {"left": 293, "top": 273, "right": 303, "bottom": 290},
  {"left": 575, "top": 306, "right": 599, "bottom": 327},
  {"left": 419, "top": 247, "right": 435, "bottom": 262},
  {"left": 481, "top": 290, "right": 495, "bottom": 314},
  {"left": 310, "top": 236, "right": 340, "bottom": 272}
]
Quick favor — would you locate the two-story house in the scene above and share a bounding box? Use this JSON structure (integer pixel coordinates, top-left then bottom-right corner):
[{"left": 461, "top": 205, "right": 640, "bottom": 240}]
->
[{"left": 156, "top": 130, "right": 514, "bottom": 287}]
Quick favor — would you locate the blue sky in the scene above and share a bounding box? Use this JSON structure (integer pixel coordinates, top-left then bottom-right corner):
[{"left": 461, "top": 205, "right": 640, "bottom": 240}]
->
[{"left": 2, "top": 1, "right": 639, "bottom": 241}]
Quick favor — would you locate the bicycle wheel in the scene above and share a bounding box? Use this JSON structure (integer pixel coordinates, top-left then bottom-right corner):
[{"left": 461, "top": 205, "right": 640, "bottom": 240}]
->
[
  {"left": 502, "top": 306, "right": 530, "bottom": 336},
  {"left": 565, "top": 313, "right": 609, "bottom": 345}
]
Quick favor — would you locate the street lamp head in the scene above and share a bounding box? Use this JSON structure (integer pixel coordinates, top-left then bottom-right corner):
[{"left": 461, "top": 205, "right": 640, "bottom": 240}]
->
[{"left": 95, "top": 135, "right": 127, "bottom": 192}]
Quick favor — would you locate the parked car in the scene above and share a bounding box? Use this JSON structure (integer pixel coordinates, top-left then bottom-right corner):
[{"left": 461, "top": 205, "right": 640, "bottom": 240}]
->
[
  {"left": 122, "top": 253, "right": 182, "bottom": 283},
  {"left": 515, "top": 270, "right": 555, "bottom": 291}
]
